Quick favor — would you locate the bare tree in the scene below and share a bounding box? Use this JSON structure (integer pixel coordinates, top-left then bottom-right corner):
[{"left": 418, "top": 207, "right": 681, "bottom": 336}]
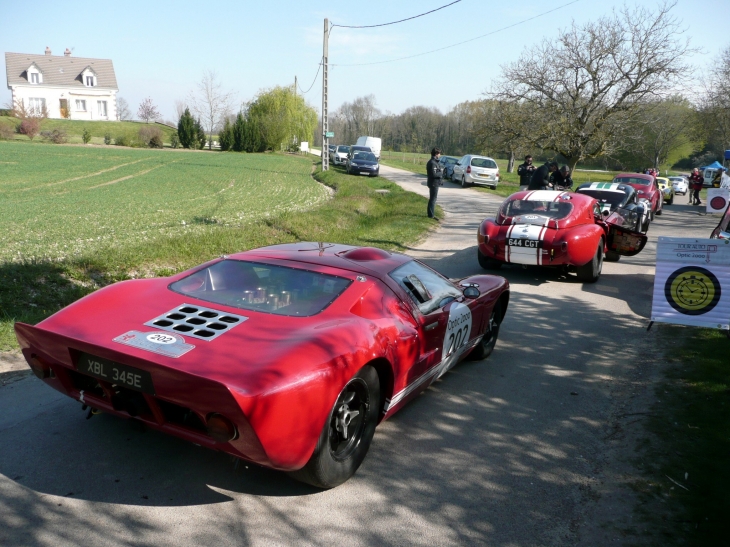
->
[
  {"left": 475, "top": 100, "right": 532, "bottom": 172},
  {"left": 698, "top": 44, "right": 730, "bottom": 163},
  {"left": 490, "top": 1, "right": 693, "bottom": 170},
  {"left": 189, "top": 70, "right": 235, "bottom": 149},
  {"left": 117, "top": 97, "right": 131, "bottom": 120},
  {"left": 137, "top": 97, "right": 160, "bottom": 123},
  {"left": 174, "top": 99, "right": 187, "bottom": 122}
]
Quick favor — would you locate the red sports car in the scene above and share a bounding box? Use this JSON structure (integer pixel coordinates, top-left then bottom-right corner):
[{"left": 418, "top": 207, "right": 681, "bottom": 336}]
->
[
  {"left": 477, "top": 190, "right": 648, "bottom": 281},
  {"left": 611, "top": 173, "right": 663, "bottom": 220},
  {"left": 14, "top": 243, "right": 509, "bottom": 488}
]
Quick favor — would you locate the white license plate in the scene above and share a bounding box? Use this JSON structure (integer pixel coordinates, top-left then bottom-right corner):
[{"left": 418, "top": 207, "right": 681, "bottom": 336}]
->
[{"left": 360, "top": 171, "right": 370, "bottom": 175}]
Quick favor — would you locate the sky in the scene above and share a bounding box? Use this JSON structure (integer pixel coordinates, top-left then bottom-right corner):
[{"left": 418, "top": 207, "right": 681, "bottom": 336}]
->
[{"left": 2, "top": 0, "right": 729, "bottom": 122}]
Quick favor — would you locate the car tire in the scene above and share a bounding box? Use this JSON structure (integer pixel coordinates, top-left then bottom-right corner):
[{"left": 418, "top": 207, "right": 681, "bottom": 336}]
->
[
  {"left": 462, "top": 176, "right": 469, "bottom": 188},
  {"left": 469, "top": 301, "right": 502, "bottom": 361},
  {"left": 478, "top": 249, "right": 502, "bottom": 270},
  {"left": 668, "top": 195, "right": 674, "bottom": 205},
  {"left": 576, "top": 239, "right": 603, "bottom": 283},
  {"left": 288, "top": 365, "right": 380, "bottom": 489},
  {"left": 656, "top": 206, "right": 662, "bottom": 215},
  {"left": 605, "top": 250, "right": 621, "bottom": 262}
]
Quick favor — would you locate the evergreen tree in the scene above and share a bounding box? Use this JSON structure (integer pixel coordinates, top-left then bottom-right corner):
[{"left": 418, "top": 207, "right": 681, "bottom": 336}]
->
[
  {"left": 194, "top": 118, "right": 206, "bottom": 149},
  {"left": 219, "top": 118, "right": 233, "bottom": 151},
  {"left": 232, "top": 112, "right": 246, "bottom": 152},
  {"left": 178, "top": 108, "right": 195, "bottom": 149}
]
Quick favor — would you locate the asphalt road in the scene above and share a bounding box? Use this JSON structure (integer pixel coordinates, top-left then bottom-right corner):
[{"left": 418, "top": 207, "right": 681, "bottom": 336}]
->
[{"left": 0, "top": 167, "right": 718, "bottom": 547}]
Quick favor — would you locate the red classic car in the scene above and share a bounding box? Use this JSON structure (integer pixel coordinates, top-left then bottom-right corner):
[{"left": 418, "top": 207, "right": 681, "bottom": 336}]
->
[
  {"left": 14, "top": 243, "right": 509, "bottom": 488},
  {"left": 612, "top": 173, "right": 663, "bottom": 220},
  {"left": 477, "top": 190, "right": 648, "bottom": 281}
]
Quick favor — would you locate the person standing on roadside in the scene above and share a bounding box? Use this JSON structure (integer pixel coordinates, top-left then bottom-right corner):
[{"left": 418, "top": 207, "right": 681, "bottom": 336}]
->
[
  {"left": 528, "top": 161, "right": 558, "bottom": 190},
  {"left": 689, "top": 167, "right": 703, "bottom": 205},
  {"left": 426, "top": 148, "right": 443, "bottom": 219},
  {"left": 517, "top": 155, "right": 536, "bottom": 189}
]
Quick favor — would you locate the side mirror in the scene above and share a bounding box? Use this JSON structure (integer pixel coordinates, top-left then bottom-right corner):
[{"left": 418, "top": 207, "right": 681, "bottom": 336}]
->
[{"left": 463, "top": 286, "right": 480, "bottom": 299}]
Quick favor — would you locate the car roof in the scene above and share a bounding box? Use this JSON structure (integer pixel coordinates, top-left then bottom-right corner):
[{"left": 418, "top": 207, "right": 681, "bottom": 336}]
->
[
  {"left": 577, "top": 182, "right": 631, "bottom": 194},
  {"left": 228, "top": 242, "right": 412, "bottom": 278},
  {"left": 614, "top": 172, "right": 653, "bottom": 181}
]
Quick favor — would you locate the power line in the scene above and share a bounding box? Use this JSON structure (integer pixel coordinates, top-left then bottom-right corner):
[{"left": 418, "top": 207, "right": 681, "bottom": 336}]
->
[
  {"left": 331, "top": 0, "right": 582, "bottom": 67},
  {"left": 331, "top": 0, "right": 461, "bottom": 29},
  {"left": 297, "top": 57, "right": 323, "bottom": 94}
]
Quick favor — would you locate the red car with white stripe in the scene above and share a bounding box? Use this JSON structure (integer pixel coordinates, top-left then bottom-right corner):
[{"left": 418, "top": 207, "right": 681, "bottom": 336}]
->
[{"left": 477, "top": 190, "right": 648, "bottom": 282}]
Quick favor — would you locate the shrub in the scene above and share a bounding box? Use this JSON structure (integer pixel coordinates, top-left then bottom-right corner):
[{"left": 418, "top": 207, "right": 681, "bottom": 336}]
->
[
  {"left": 82, "top": 128, "right": 92, "bottom": 144},
  {"left": 115, "top": 135, "right": 129, "bottom": 147},
  {"left": 138, "top": 125, "right": 162, "bottom": 146},
  {"left": 219, "top": 119, "right": 233, "bottom": 151},
  {"left": 40, "top": 129, "right": 68, "bottom": 144},
  {"left": 195, "top": 118, "right": 206, "bottom": 150},
  {"left": 149, "top": 135, "right": 163, "bottom": 148},
  {"left": 0, "top": 123, "right": 14, "bottom": 140},
  {"left": 19, "top": 119, "right": 40, "bottom": 140},
  {"left": 170, "top": 133, "right": 180, "bottom": 149},
  {"left": 104, "top": 133, "right": 112, "bottom": 145}
]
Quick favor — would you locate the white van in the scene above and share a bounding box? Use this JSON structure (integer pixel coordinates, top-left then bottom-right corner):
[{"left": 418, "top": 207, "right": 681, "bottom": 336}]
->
[{"left": 356, "top": 136, "right": 381, "bottom": 159}]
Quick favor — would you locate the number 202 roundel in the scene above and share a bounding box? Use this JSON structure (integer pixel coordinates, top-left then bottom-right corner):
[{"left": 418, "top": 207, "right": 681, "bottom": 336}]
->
[{"left": 13, "top": 242, "right": 509, "bottom": 488}]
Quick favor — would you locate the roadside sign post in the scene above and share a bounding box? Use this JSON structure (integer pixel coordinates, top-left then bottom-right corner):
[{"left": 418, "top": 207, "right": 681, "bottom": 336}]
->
[
  {"left": 325, "top": 131, "right": 334, "bottom": 139},
  {"left": 650, "top": 237, "right": 730, "bottom": 332},
  {"left": 707, "top": 188, "right": 730, "bottom": 214}
]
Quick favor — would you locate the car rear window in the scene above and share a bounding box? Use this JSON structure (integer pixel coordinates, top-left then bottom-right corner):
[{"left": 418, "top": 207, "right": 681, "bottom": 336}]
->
[
  {"left": 471, "top": 158, "right": 497, "bottom": 169},
  {"left": 578, "top": 189, "right": 627, "bottom": 207},
  {"left": 614, "top": 176, "right": 651, "bottom": 186},
  {"left": 500, "top": 199, "right": 573, "bottom": 225},
  {"left": 169, "top": 260, "right": 352, "bottom": 316}
]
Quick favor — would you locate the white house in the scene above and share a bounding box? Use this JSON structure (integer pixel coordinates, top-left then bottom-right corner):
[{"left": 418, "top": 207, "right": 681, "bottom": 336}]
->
[{"left": 5, "top": 48, "right": 119, "bottom": 121}]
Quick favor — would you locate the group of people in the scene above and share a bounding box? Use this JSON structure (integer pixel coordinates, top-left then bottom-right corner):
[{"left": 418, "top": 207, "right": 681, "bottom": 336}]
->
[{"left": 517, "top": 155, "right": 573, "bottom": 191}]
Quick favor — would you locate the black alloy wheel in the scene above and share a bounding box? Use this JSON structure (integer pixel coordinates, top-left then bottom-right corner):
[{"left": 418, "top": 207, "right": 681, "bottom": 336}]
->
[
  {"left": 605, "top": 250, "right": 621, "bottom": 262},
  {"left": 289, "top": 365, "right": 380, "bottom": 488},
  {"left": 469, "top": 301, "right": 502, "bottom": 360}
]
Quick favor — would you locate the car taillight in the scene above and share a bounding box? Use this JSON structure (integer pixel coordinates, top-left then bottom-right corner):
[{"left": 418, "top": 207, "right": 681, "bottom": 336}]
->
[
  {"left": 466, "top": 166, "right": 471, "bottom": 174},
  {"left": 206, "top": 413, "right": 238, "bottom": 442}
]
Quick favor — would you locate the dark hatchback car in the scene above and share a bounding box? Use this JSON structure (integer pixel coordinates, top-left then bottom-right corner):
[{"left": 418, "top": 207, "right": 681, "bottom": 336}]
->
[
  {"left": 576, "top": 182, "right": 650, "bottom": 235},
  {"left": 438, "top": 156, "right": 460, "bottom": 180},
  {"left": 347, "top": 151, "right": 379, "bottom": 177}
]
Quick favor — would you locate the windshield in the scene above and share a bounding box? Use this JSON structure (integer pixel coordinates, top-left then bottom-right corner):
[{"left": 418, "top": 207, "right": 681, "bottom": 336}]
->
[
  {"left": 471, "top": 158, "right": 497, "bottom": 169},
  {"left": 614, "top": 176, "right": 651, "bottom": 186},
  {"left": 169, "top": 260, "right": 352, "bottom": 317},
  {"left": 578, "top": 189, "right": 627, "bottom": 207},
  {"left": 442, "top": 157, "right": 458, "bottom": 165},
  {"left": 500, "top": 199, "right": 573, "bottom": 225},
  {"left": 337, "top": 146, "right": 350, "bottom": 153},
  {"left": 353, "top": 152, "right": 376, "bottom": 162}
]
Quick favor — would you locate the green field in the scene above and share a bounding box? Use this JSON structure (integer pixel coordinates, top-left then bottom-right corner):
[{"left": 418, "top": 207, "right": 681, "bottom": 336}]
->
[
  {"left": 0, "top": 116, "right": 177, "bottom": 146},
  {"left": 0, "top": 142, "right": 434, "bottom": 350}
]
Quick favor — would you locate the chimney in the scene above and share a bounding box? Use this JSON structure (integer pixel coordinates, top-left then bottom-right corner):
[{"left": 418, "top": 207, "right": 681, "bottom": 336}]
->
[
  {"left": 64, "top": 48, "right": 71, "bottom": 57},
  {"left": 45, "top": 46, "right": 51, "bottom": 56}
]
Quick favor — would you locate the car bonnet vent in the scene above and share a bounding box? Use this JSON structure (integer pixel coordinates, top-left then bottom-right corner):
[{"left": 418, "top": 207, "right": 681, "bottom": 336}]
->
[{"left": 145, "top": 304, "right": 248, "bottom": 341}]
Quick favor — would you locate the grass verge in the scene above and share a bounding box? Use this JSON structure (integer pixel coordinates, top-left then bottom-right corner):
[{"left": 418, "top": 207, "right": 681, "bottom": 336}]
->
[
  {"left": 632, "top": 325, "right": 730, "bottom": 545},
  {"left": 0, "top": 158, "right": 435, "bottom": 351}
]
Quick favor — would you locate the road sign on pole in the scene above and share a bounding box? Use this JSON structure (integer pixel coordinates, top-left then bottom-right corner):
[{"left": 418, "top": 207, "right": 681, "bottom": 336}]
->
[{"left": 325, "top": 131, "right": 334, "bottom": 138}]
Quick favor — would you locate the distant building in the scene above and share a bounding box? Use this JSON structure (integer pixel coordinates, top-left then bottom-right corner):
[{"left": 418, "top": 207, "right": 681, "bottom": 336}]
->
[{"left": 5, "top": 47, "right": 119, "bottom": 121}]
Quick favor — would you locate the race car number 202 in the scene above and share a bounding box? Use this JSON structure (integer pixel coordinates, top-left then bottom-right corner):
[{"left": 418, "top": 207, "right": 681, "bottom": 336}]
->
[{"left": 77, "top": 352, "right": 155, "bottom": 394}]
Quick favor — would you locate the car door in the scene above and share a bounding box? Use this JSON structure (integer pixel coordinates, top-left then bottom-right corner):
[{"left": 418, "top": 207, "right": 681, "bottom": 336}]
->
[
  {"left": 389, "top": 261, "right": 484, "bottom": 381},
  {"left": 601, "top": 207, "right": 648, "bottom": 256},
  {"left": 453, "top": 157, "right": 464, "bottom": 179}
]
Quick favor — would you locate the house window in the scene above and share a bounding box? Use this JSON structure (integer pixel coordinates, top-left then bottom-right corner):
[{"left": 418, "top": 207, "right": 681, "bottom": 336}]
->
[
  {"left": 75, "top": 99, "right": 87, "bottom": 111},
  {"left": 85, "top": 75, "right": 95, "bottom": 87},
  {"left": 29, "top": 98, "right": 46, "bottom": 115},
  {"left": 30, "top": 72, "right": 39, "bottom": 84},
  {"left": 97, "top": 101, "right": 107, "bottom": 117}
]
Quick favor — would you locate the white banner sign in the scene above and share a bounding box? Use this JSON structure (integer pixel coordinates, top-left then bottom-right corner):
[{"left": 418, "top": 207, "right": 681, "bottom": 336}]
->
[
  {"left": 651, "top": 237, "right": 730, "bottom": 330},
  {"left": 706, "top": 188, "right": 730, "bottom": 214}
]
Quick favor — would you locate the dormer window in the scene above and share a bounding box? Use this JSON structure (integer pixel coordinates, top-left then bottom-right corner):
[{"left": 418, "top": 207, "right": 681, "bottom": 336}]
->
[
  {"left": 30, "top": 73, "right": 39, "bottom": 84},
  {"left": 85, "top": 75, "right": 95, "bottom": 86}
]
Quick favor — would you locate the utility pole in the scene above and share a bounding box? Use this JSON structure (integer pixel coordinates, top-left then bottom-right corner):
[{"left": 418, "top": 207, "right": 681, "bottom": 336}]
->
[
  {"left": 294, "top": 75, "right": 297, "bottom": 97},
  {"left": 321, "top": 18, "right": 329, "bottom": 171}
]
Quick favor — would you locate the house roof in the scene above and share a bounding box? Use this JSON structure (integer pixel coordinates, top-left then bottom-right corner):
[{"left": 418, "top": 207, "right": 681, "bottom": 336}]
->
[{"left": 5, "top": 52, "right": 118, "bottom": 90}]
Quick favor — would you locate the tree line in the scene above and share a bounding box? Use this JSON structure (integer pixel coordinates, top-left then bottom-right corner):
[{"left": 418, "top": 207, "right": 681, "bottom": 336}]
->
[{"left": 323, "top": 2, "right": 729, "bottom": 173}]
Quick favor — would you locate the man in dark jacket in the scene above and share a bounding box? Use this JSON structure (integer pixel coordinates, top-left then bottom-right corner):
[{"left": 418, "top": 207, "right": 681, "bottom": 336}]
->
[
  {"left": 517, "top": 155, "right": 535, "bottom": 188},
  {"left": 551, "top": 165, "right": 574, "bottom": 189},
  {"left": 528, "top": 162, "right": 558, "bottom": 190},
  {"left": 426, "top": 148, "right": 443, "bottom": 219}
]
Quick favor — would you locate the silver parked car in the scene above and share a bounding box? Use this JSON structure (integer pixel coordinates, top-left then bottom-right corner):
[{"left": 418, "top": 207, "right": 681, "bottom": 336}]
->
[
  {"left": 668, "top": 176, "right": 688, "bottom": 195},
  {"left": 452, "top": 155, "right": 500, "bottom": 189},
  {"left": 330, "top": 145, "right": 350, "bottom": 166}
]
